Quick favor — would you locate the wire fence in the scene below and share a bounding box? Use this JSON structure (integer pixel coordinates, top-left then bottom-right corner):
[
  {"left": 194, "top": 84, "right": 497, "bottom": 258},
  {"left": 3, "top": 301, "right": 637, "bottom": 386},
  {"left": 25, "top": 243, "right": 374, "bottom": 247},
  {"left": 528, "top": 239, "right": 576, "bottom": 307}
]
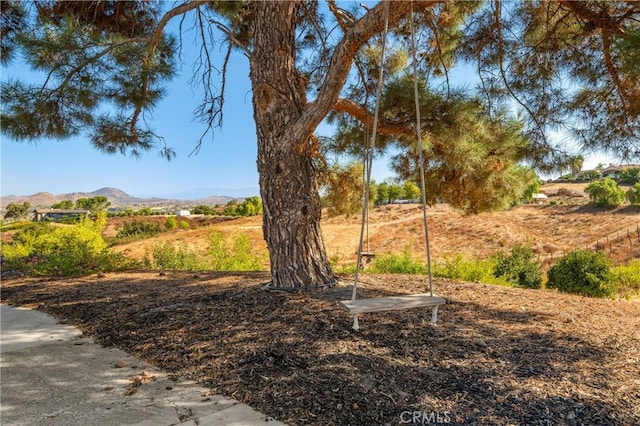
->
[{"left": 540, "top": 224, "right": 640, "bottom": 269}]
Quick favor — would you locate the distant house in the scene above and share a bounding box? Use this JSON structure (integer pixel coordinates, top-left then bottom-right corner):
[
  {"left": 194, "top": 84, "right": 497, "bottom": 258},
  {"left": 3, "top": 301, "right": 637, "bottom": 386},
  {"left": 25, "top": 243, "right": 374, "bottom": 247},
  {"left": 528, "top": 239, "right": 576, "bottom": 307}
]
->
[
  {"left": 600, "top": 164, "right": 640, "bottom": 180},
  {"left": 33, "top": 209, "right": 90, "bottom": 222},
  {"left": 176, "top": 209, "right": 191, "bottom": 217}
]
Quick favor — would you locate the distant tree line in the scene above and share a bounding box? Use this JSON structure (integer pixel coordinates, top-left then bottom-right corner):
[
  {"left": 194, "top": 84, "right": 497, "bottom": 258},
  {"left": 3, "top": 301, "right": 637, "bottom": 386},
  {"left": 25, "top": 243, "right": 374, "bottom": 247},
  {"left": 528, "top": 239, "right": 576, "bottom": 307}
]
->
[
  {"left": 51, "top": 196, "right": 111, "bottom": 212},
  {"left": 193, "top": 197, "right": 263, "bottom": 217}
]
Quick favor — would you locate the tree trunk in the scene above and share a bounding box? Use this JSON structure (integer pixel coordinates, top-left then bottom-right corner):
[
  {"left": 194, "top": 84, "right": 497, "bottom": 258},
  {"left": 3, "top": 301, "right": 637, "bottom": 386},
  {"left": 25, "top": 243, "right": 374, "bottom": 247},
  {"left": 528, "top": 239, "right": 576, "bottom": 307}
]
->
[{"left": 250, "top": 1, "right": 335, "bottom": 288}]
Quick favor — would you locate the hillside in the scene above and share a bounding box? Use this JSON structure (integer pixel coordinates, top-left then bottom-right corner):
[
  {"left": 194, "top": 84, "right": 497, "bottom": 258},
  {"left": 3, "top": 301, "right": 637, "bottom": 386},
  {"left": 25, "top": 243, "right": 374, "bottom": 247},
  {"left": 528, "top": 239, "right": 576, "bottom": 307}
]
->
[
  {"left": 0, "top": 187, "right": 238, "bottom": 209},
  {"left": 112, "top": 201, "right": 640, "bottom": 268}
]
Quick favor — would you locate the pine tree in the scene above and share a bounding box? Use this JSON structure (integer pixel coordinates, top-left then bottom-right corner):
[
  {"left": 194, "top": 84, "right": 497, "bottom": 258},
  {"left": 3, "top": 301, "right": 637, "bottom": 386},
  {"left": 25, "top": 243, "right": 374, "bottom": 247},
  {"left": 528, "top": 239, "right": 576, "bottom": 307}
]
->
[{"left": 2, "top": 1, "right": 638, "bottom": 288}]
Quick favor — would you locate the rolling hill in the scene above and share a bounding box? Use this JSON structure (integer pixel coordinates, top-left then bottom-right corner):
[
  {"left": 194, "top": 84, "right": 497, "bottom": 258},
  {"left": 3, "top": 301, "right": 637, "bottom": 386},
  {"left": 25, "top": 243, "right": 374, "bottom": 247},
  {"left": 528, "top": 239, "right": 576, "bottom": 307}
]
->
[{"left": 0, "top": 187, "right": 238, "bottom": 209}]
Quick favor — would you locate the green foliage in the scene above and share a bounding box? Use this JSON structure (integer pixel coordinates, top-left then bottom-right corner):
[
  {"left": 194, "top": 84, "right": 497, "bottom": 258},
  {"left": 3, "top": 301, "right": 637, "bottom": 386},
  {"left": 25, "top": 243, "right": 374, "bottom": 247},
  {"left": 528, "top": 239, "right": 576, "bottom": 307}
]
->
[
  {"left": 432, "top": 254, "right": 510, "bottom": 286},
  {"left": 207, "top": 230, "right": 266, "bottom": 271},
  {"left": 115, "top": 219, "right": 162, "bottom": 241},
  {"left": 576, "top": 170, "right": 601, "bottom": 181},
  {"left": 403, "top": 181, "right": 420, "bottom": 200},
  {"left": 611, "top": 260, "right": 640, "bottom": 299},
  {"left": 376, "top": 182, "right": 389, "bottom": 204},
  {"left": 371, "top": 245, "right": 427, "bottom": 274},
  {"left": 618, "top": 168, "right": 640, "bottom": 185},
  {"left": 323, "top": 162, "right": 364, "bottom": 217},
  {"left": 150, "top": 241, "right": 205, "bottom": 271},
  {"left": 4, "top": 201, "right": 31, "bottom": 220},
  {"left": 521, "top": 174, "right": 542, "bottom": 202},
  {"left": 333, "top": 77, "right": 537, "bottom": 213},
  {"left": 235, "top": 196, "right": 263, "bottom": 217},
  {"left": 586, "top": 178, "right": 626, "bottom": 207},
  {"left": 493, "top": 245, "right": 542, "bottom": 288},
  {"left": 165, "top": 216, "right": 177, "bottom": 230},
  {"left": 75, "top": 196, "right": 111, "bottom": 212},
  {"left": 617, "top": 29, "right": 640, "bottom": 75},
  {"left": 1, "top": 1, "right": 175, "bottom": 157},
  {"left": 179, "top": 220, "right": 189, "bottom": 229},
  {"left": 193, "top": 205, "right": 215, "bottom": 215},
  {"left": 1, "top": 213, "right": 127, "bottom": 276},
  {"left": 547, "top": 250, "right": 616, "bottom": 298},
  {"left": 51, "top": 200, "right": 74, "bottom": 209},
  {"left": 626, "top": 182, "right": 640, "bottom": 205},
  {"left": 387, "top": 183, "right": 404, "bottom": 203}
]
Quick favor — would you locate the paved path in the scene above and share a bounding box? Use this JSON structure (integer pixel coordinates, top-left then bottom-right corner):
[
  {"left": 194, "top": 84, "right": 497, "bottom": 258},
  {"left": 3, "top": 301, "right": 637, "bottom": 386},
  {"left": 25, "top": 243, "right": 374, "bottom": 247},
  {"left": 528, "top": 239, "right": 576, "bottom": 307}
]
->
[{"left": 1, "top": 304, "right": 286, "bottom": 426}]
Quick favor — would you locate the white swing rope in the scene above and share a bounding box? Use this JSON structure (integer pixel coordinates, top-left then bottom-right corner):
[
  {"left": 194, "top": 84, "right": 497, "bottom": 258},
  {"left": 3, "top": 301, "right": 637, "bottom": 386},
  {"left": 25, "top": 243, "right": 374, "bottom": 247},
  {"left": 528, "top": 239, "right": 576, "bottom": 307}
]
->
[
  {"left": 349, "top": 2, "right": 438, "bottom": 330},
  {"left": 351, "top": 1, "right": 390, "bottom": 316},
  {"left": 409, "top": 1, "right": 435, "bottom": 297}
]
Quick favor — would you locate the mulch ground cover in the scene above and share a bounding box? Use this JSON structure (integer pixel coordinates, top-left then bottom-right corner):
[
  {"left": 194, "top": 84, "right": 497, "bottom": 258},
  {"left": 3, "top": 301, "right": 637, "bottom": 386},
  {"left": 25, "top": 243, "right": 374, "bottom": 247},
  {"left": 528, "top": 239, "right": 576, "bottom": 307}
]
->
[{"left": 2, "top": 271, "right": 639, "bottom": 425}]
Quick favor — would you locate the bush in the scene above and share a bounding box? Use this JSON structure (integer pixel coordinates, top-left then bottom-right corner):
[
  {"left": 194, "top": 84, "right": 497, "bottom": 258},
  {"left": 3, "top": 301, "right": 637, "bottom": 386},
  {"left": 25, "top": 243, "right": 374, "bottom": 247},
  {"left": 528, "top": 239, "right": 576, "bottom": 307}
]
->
[
  {"left": 611, "top": 260, "right": 640, "bottom": 299},
  {"left": 371, "top": 245, "right": 427, "bottom": 274},
  {"left": 618, "top": 168, "right": 640, "bottom": 185},
  {"left": 116, "top": 219, "right": 162, "bottom": 239},
  {"left": 547, "top": 250, "right": 615, "bottom": 298},
  {"left": 1, "top": 213, "right": 128, "bottom": 276},
  {"left": 207, "top": 230, "right": 266, "bottom": 271},
  {"left": 179, "top": 220, "right": 190, "bottom": 229},
  {"left": 150, "top": 241, "right": 206, "bottom": 270},
  {"left": 165, "top": 216, "right": 177, "bottom": 230},
  {"left": 493, "top": 245, "right": 542, "bottom": 288},
  {"left": 586, "top": 178, "right": 626, "bottom": 207},
  {"left": 627, "top": 182, "right": 640, "bottom": 205},
  {"left": 432, "top": 254, "right": 510, "bottom": 286}
]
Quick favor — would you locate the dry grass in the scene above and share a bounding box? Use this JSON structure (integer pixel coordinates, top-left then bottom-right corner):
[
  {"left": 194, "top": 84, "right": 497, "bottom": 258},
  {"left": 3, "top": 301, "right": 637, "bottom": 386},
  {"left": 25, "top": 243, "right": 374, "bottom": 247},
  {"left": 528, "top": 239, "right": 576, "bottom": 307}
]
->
[{"left": 111, "top": 197, "right": 640, "bottom": 269}]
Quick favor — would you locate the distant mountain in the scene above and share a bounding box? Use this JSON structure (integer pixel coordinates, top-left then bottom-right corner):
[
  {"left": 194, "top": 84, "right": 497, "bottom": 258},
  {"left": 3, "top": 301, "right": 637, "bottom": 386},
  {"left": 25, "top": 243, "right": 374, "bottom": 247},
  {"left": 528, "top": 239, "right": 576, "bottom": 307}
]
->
[{"left": 0, "top": 187, "right": 241, "bottom": 209}]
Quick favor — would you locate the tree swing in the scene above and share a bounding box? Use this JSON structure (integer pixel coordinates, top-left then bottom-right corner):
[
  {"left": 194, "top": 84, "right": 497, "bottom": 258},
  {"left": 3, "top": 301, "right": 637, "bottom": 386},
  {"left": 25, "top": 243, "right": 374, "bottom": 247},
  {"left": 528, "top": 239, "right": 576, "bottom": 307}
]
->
[{"left": 339, "top": 2, "right": 446, "bottom": 331}]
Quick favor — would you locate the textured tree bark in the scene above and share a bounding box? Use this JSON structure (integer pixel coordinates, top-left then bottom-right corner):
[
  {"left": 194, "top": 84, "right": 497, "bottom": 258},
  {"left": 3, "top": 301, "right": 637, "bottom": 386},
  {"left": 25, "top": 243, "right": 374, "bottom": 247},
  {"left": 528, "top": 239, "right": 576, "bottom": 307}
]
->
[
  {"left": 250, "top": 1, "right": 335, "bottom": 288},
  {"left": 249, "top": 0, "right": 417, "bottom": 288}
]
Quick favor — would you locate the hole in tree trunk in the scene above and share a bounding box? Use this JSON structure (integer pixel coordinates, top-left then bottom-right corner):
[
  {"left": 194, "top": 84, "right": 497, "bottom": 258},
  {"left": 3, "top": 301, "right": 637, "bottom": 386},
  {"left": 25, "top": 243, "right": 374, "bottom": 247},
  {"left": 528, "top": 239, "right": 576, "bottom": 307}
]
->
[
  {"left": 275, "top": 164, "right": 282, "bottom": 174},
  {"left": 301, "top": 205, "right": 308, "bottom": 215}
]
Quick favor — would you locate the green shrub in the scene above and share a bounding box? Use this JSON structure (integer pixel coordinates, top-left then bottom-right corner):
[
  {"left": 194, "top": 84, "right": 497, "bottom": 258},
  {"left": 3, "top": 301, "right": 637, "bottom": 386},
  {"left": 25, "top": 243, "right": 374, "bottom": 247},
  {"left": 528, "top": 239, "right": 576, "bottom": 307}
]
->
[
  {"left": 627, "top": 182, "right": 640, "bottom": 205},
  {"left": 150, "top": 241, "right": 206, "bottom": 270},
  {"left": 116, "top": 219, "right": 162, "bottom": 239},
  {"left": 432, "top": 254, "right": 510, "bottom": 286},
  {"left": 493, "top": 245, "right": 542, "bottom": 288},
  {"left": 371, "top": 244, "right": 427, "bottom": 274},
  {"left": 618, "top": 168, "right": 640, "bottom": 185},
  {"left": 207, "top": 230, "right": 266, "bottom": 271},
  {"left": 165, "top": 216, "right": 177, "bottom": 230},
  {"left": 179, "top": 220, "right": 190, "bottom": 229},
  {"left": 586, "top": 178, "right": 626, "bottom": 207},
  {"left": 1, "top": 213, "right": 128, "bottom": 276},
  {"left": 611, "top": 260, "right": 640, "bottom": 299},
  {"left": 547, "top": 250, "right": 615, "bottom": 298}
]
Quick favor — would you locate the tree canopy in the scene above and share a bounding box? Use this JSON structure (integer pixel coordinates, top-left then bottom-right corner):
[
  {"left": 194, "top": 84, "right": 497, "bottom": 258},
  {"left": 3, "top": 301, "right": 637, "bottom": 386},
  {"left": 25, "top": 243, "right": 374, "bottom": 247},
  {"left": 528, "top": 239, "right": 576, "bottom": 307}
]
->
[{"left": 2, "top": 1, "right": 638, "bottom": 163}]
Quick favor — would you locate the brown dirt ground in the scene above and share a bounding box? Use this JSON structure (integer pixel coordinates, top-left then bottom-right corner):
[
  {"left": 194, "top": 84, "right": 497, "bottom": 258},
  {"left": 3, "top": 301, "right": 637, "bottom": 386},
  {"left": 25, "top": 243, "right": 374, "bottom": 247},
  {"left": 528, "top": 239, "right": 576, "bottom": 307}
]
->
[{"left": 2, "top": 272, "right": 639, "bottom": 425}]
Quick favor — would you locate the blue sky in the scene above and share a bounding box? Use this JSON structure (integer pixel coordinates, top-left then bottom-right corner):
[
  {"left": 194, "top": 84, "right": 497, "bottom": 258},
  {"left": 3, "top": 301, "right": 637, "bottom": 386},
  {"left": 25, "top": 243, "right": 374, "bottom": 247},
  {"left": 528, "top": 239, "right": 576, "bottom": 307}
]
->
[
  {"left": 1, "top": 38, "right": 265, "bottom": 199},
  {"left": 0, "top": 10, "right": 617, "bottom": 200}
]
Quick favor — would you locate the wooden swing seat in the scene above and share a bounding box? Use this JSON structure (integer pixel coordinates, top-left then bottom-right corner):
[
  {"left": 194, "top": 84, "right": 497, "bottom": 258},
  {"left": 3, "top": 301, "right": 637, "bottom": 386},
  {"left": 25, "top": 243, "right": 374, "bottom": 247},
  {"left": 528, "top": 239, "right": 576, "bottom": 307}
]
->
[
  {"left": 340, "top": 293, "right": 445, "bottom": 314},
  {"left": 339, "top": 293, "right": 446, "bottom": 330}
]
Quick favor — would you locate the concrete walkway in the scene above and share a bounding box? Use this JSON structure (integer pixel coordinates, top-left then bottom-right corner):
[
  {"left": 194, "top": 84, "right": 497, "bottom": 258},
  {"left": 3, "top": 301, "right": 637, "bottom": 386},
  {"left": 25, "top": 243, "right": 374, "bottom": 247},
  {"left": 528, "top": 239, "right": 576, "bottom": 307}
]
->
[{"left": 1, "top": 304, "right": 286, "bottom": 426}]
